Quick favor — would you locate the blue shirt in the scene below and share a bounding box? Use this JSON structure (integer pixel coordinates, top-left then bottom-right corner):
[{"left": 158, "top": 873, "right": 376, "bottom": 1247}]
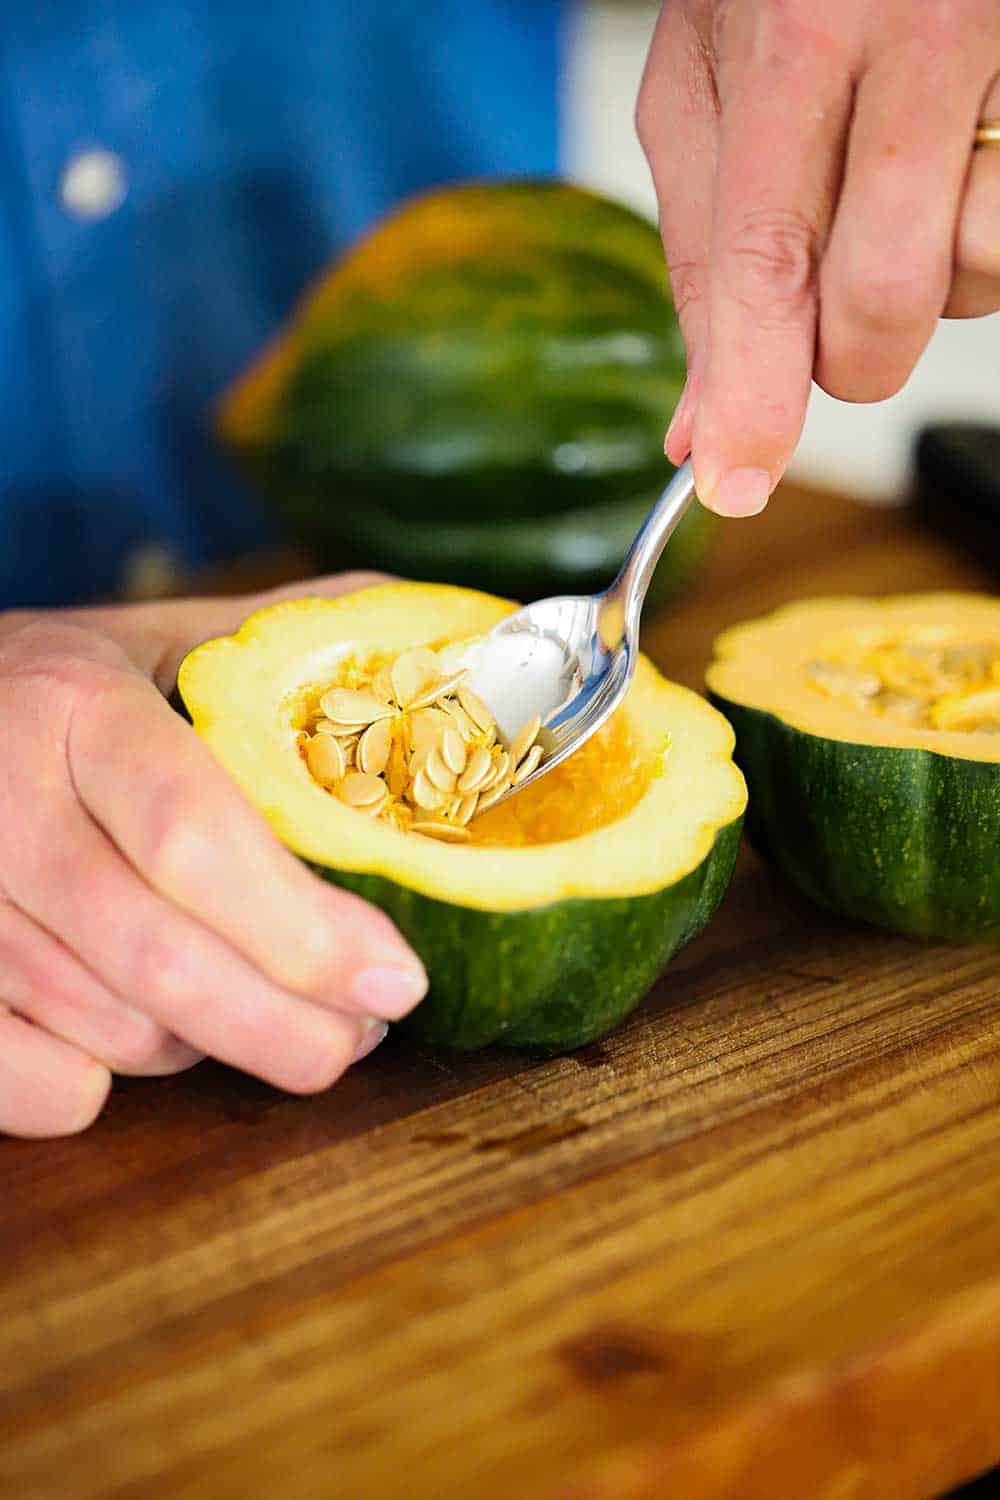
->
[{"left": 0, "top": 1, "right": 562, "bottom": 608}]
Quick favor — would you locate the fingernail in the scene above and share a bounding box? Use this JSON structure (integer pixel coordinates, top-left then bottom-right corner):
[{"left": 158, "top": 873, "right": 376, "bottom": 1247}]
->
[
  {"left": 354, "top": 1017, "right": 389, "bottom": 1062},
  {"left": 351, "top": 963, "right": 428, "bottom": 1021},
  {"left": 704, "top": 467, "right": 772, "bottom": 517}
]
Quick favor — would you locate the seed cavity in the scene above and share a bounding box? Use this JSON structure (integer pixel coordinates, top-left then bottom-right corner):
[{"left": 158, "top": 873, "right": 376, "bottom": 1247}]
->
[
  {"left": 300, "top": 643, "right": 547, "bottom": 834},
  {"left": 805, "top": 638, "right": 1000, "bottom": 732}
]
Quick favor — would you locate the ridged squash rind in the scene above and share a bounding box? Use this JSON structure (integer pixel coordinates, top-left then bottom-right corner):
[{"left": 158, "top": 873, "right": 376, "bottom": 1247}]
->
[{"left": 325, "top": 819, "right": 742, "bottom": 1051}]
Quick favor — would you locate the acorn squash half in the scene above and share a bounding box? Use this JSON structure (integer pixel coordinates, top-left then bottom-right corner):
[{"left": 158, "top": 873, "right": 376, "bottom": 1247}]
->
[
  {"left": 216, "top": 178, "right": 711, "bottom": 607},
  {"left": 179, "top": 583, "right": 746, "bottom": 1051},
  {"left": 708, "top": 593, "right": 1000, "bottom": 942}
]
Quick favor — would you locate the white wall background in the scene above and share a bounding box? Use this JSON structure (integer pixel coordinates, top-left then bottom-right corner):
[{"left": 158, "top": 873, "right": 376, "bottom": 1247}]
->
[{"left": 563, "top": 0, "right": 1000, "bottom": 501}]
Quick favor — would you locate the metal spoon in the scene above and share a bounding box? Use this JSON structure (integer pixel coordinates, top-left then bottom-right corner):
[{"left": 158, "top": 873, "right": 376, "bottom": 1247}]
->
[{"left": 461, "top": 459, "right": 697, "bottom": 803}]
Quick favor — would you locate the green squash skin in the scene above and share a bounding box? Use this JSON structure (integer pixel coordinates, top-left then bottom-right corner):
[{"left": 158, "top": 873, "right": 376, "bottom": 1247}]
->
[
  {"left": 313, "top": 815, "right": 742, "bottom": 1052},
  {"left": 252, "top": 477, "right": 713, "bottom": 611},
  {"left": 714, "top": 696, "right": 1000, "bottom": 943},
  {"left": 279, "top": 247, "right": 684, "bottom": 520}
]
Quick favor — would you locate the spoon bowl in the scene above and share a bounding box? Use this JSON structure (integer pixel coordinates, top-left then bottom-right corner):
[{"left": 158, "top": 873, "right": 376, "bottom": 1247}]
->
[{"left": 462, "top": 461, "right": 698, "bottom": 802}]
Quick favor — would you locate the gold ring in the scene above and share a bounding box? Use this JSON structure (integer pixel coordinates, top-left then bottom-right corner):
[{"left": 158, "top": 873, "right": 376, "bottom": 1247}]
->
[{"left": 975, "top": 119, "right": 1000, "bottom": 149}]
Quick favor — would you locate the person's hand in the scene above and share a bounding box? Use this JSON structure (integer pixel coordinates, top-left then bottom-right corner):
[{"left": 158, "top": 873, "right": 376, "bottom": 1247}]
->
[
  {"left": 0, "top": 574, "right": 428, "bottom": 1138},
  {"left": 637, "top": 0, "right": 1000, "bottom": 515}
]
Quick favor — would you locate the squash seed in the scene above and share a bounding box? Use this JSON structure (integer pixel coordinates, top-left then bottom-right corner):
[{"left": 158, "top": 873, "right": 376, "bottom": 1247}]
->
[
  {"left": 405, "top": 668, "right": 468, "bottom": 714},
  {"left": 390, "top": 647, "right": 440, "bottom": 709},
  {"left": 805, "top": 662, "right": 881, "bottom": 699},
  {"left": 942, "top": 645, "right": 995, "bottom": 679},
  {"left": 320, "top": 688, "right": 394, "bottom": 727},
  {"left": 370, "top": 663, "right": 395, "bottom": 703},
  {"left": 410, "top": 742, "right": 439, "bottom": 777},
  {"left": 875, "top": 692, "right": 927, "bottom": 726},
  {"left": 356, "top": 793, "right": 389, "bottom": 817},
  {"left": 457, "top": 684, "right": 494, "bottom": 733},
  {"left": 509, "top": 715, "right": 541, "bottom": 769},
  {"left": 434, "top": 643, "right": 468, "bottom": 676},
  {"left": 426, "top": 667, "right": 469, "bottom": 702},
  {"left": 408, "top": 706, "right": 453, "bottom": 751},
  {"left": 481, "top": 750, "right": 510, "bottom": 792},
  {"left": 453, "top": 791, "right": 479, "bottom": 826},
  {"left": 476, "top": 778, "right": 511, "bottom": 814},
  {"left": 306, "top": 733, "right": 345, "bottom": 786},
  {"left": 339, "top": 770, "right": 388, "bottom": 808},
  {"left": 932, "top": 687, "right": 1000, "bottom": 731},
  {"left": 357, "top": 717, "right": 393, "bottom": 777},
  {"left": 425, "top": 746, "right": 458, "bottom": 793},
  {"left": 511, "top": 743, "right": 543, "bottom": 785},
  {"left": 443, "top": 699, "right": 479, "bottom": 741},
  {"left": 412, "top": 766, "right": 448, "bottom": 812},
  {"left": 412, "top": 819, "right": 471, "bottom": 843},
  {"left": 440, "top": 725, "right": 467, "bottom": 776},
  {"left": 457, "top": 745, "right": 492, "bottom": 793}
]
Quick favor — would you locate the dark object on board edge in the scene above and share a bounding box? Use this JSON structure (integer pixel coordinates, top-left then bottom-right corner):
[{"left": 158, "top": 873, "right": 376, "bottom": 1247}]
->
[{"left": 913, "top": 423, "right": 1000, "bottom": 553}]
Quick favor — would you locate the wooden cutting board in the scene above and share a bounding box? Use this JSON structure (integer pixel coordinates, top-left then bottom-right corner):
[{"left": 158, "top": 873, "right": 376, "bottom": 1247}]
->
[{"left": 3, "top": 484, "right": 999, "bottom": 1500}]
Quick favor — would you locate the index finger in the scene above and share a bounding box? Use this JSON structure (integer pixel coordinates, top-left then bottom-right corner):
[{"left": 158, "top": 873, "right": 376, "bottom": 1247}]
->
[
  {"left": 636, "top": 0, "right": 720, "bottom": 464},
  {"left": 69, "top": 674, "right": 428, "bottom": 1022},
  {"left": 692, "top": 3, "right": 854, "bottom": 515}
]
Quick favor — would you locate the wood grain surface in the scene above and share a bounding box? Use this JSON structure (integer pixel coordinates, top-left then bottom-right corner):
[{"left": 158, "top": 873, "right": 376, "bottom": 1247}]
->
[{"left": 3, "top": 484, "right": 1000, "bottom": 1500}]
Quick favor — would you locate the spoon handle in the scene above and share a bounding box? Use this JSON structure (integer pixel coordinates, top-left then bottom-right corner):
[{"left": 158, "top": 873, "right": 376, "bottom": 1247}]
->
[{"left": 598, "top": 460, "right": 697, "bottom": 645}]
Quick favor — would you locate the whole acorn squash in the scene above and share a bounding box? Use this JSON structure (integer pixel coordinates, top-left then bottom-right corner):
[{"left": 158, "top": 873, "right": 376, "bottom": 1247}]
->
[
  {"left": 708, "top": 594, "right": 1000, "bottom": 943},
  {"left": 179, "top": 583, "right": 745, "bottom": 1052},
  {"left": 218, "top": 179, "right": 709, "bottom": 605}
]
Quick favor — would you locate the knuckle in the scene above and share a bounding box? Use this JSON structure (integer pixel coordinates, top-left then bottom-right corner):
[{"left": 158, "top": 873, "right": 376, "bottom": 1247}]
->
[
  {"left": 726, "top": 208, "right": 818, "bottom": 317},
  {"left": 282, "top": 886, "right": 399, "bottom": 1001},
  {"left": 282, "top": 920, "right": 343, "bottom": 998},
  {"left": 0, "top": 646, "right": 94, "bottom": 708},
  {"left": 762, "top": 0, "right": 832, "bottom": 44},
  {"left": 0, "top": 614, "right": 71, "bottom": 657},
  {"left": 909, "top": 1, "right": 978, "bottom": 56},
  {"left": 131, "top": 930, "right": 201, "bottom": 1016},
  {"left": 140, "top": 783, "right": 213, "bottom": 893},
  {"left": 668, "top": 259, "right": 705, "bottom": 321},
  {"left": 0, "top": 615, "right": 114, "bottom": 678}
]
